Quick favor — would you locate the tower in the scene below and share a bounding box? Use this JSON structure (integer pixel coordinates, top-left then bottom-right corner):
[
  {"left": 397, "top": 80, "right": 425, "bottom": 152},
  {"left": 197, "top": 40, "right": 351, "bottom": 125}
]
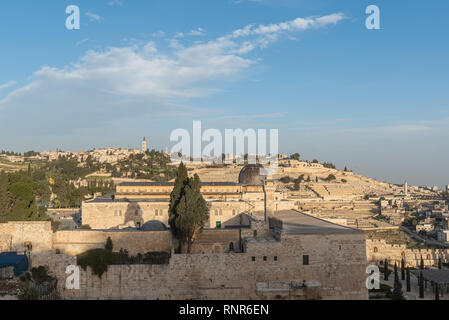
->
[
  {"left": 142, "top": 137, "right": 147, "bottom": 153},
  {"left": 404, "top": 181, "right": 408, "bottom": 196}
]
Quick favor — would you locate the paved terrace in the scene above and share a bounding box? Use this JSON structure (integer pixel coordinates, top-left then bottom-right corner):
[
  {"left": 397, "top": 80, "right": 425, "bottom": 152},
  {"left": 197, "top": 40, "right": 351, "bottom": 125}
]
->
[{"left": 272, "top": 210, "right": 362, "bottom": 234}]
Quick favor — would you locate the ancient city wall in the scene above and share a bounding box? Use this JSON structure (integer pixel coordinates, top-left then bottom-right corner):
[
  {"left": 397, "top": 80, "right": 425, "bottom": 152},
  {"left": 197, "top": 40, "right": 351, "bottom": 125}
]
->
[
  {"left": 52, "top": 230, "right": 171, "bottom": 256},
  {"left": 0, "top": 221, "right": 53, "bottom": 253},
  {"left": 366, "top": 239, "right": 449, "bottom": 267},
  {"left": 50, "top": 231, "right": 368, "bottom": 300}
]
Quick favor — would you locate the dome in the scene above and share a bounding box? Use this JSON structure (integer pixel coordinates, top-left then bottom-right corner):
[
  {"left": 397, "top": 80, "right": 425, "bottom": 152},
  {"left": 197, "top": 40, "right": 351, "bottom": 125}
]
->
[
  {"left": 238, "top": 164, "right": 266, "bottom": 185},
  {"left": 140, "top": 220, "right": 168, "bottom": 231}
]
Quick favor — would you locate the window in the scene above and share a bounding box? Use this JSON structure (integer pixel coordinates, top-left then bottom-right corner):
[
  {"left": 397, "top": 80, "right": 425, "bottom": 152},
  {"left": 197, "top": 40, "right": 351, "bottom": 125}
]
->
[
  {"left": 303, "top": 255, "right": 309, "bottom": 266},
  {"left": 25, "top": 242, "right": 33, "bottom": 251},
  {"left": 274, "top": 256, "right": 278, "bottom": 261},
  {"left": 252, "top": 256, "right": 256, "bottom": 262},
  {"left": 232, "top": 209, "right": 237, "bottom": 216},
  {"left": 374, "top": 247, "right": 378, "bottom": 253},
  {"left": 214, "top": 210, "right": 219, "bottom": 216},
  {"left": 263, "top": 256, "right": 267, "bottom": 261}
]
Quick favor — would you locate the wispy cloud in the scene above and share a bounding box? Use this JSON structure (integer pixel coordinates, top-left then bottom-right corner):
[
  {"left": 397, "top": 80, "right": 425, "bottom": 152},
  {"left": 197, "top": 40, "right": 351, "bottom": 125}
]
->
[
  {"left": 86, "top": 12, "right": 103, "bottom": 23},
  {"left": 152, "top": 30, "right": 166, "bottom": 38},
  {"left": 0, "top": 81, "right": 17, "bottom": 91},
  {"left": 108, "top": 0, "right": 123, "bottom": 6},
  {"left": 76, "top": 38, "right": 90, "bottom": 46},
  {"left": 0, "top": 14, "right": 344, "bottom": 133},
  {"left": 188, "top": 28, "right": 207, "bottom": 37}
]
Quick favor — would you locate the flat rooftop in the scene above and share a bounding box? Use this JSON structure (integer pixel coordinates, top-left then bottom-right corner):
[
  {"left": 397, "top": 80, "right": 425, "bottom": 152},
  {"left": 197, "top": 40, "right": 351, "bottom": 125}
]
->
[
  {"left": 272, "top": 210, "right": 361, "bottom": 234},
  {"left": 118, "top": 182, "right": 241, "bottom": 187},
  {"left": 88, "top": 195, "right": 170, "bottom": 203}
]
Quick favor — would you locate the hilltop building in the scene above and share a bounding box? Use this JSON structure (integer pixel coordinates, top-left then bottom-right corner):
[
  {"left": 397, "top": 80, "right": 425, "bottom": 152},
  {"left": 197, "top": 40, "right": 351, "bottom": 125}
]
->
[{"left": 142, "top": 137, "right": 147, "bottom": 153}]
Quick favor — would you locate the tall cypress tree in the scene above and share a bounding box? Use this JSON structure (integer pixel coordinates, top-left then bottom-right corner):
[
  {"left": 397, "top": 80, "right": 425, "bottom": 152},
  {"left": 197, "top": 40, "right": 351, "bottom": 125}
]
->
[
  {"left": 435, "top": 283, "right": 440, "bottom": 300},
  {"left": 392, "top": 270, "right": 405, "bottom": 300},
  {"left": 419, "top": 271, "right": 425, "bottom": 299},
  {"left": 169, "top": 163, "right": 209, "bottom": 253},
  {"left": 384, "top": 259, "right": 389, "bottom": 281},
  {"left": 401, "top": 258, "right": 405, "bottom": 280},
  {"left": 406, "top": 267, "right": 411, "bottom": 292}
]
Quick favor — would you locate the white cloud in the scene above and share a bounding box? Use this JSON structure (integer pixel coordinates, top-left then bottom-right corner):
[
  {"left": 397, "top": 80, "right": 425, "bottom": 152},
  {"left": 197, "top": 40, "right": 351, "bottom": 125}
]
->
[
  {"left": 86, "top": 12, "right": 103, "bottom": 23},
  {"left": 76, "top": 38, "right": 90, "bottom": 46},
  {"left": 152, "top": 30, "right": 166, "bottom": 38},
  {"left": 188, "top": 28, "right": 207, "bottom": 36},
  {"left": 0, "top": 14, "right": 344, "bottom": 132},
  {"left": 108, "top": 0, "right": 123, "bottom": 6},
  {"left": 0, "top": 81, "right": 17, "bottom": 91}
]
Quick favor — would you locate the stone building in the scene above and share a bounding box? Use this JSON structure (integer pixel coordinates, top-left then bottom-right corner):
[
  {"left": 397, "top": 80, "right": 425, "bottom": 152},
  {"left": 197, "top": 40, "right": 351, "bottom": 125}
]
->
[
  {"left": 82, "top": 165, "right": 295, "bottom": 230},
  {"left": 0, "top": 164, "right": 370, "bottom": 300}
]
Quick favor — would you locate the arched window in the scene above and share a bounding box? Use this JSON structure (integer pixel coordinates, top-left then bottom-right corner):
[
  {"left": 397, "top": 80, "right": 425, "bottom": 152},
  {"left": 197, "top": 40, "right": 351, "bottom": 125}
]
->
[
  {"left": 229, "top": 242, "right": 234, "bottom": 252},
  {"left": 373, "top": 247, "right": 378, "bottom": 253},
  {"left": 427, "top": 254, "right": 431, "bottom": 260}
]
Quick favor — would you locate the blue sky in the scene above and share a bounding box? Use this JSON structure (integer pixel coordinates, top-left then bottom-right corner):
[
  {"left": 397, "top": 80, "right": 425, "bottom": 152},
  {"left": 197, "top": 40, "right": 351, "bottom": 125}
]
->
[{"left": 0, "top": 0, "right": 448, "bottom": 187}]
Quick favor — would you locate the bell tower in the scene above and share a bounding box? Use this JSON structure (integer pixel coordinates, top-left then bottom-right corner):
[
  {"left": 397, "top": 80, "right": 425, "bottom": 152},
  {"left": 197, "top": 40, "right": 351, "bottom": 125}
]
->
[{"left": 142, "top": 137, "right": 147, "bottom": 153}]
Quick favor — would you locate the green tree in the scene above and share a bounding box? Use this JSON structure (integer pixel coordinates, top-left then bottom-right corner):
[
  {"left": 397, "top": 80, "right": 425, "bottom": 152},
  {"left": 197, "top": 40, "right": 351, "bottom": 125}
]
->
[
  {"left": 392, "top": 269, "right": 405, "bottom": 300},
  {"left": 419, "top": 271, "right": 425, "bottom": 299},
  {"left": 169, "top": 163, "right": 209, "bottom": 253},
  {"left": 406, "top": 267, "right": 411, "bottom": 292},
  {"left": 290, "top": 153, "right": 300, "bottom": 161},
  {"left": 0, "top": 171, "right": 11, "bottom": 222},
  {"left": 105, "top": 237, "right": 113, "bottom": 251},
  {"left": 280, "top": 176, "right": 291, "bottom": 184},
  {"left": 401, "top": 258, "right": 405, "bottom": 280},
  {"left": 435, "top": 284, "right": 440, "bottom": 300},
  {"left": 384, "top": 259, "right": 389, "bottom": 281}
]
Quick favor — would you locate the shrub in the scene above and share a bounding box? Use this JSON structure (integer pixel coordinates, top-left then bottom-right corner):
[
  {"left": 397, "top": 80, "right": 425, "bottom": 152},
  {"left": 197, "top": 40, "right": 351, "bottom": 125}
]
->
[
  {"left": 77, "top": 248, "right": 115, "bottom": 278},
  {"left": 105, "top": 237, "right": 113, "bottom": 251},
  {"left": 18, "top": 287, "right": 39, "bottom": 300},
  {"left": 31, "top": 266, "right": 52, "bottom": 284},
  {"left": 80, "top": 225, "right": 91, "bottom": 230},
  {"left": 326, "top": 174, "right": 336, "bottom": 182},
  {"left": 280, "top": 176, "right": 291, "bottom": 184}
]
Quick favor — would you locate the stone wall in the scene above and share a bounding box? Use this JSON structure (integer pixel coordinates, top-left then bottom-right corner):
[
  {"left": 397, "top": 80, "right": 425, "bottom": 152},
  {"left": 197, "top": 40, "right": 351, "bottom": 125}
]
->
[
  {"left": 0, "top": 222, "right": 53, "bottom": 253},
  {"left": 49, "top": 230, "right": 367, "bottom": 300},
  {"left": 82, "top": 199, "right": 297, "bottom": 230},
  {"left": 52, "top": 230, "right": 171, "bottom": 256},
  {"left": 366, "top": 239, "right": 449, "bottom": 267}
]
